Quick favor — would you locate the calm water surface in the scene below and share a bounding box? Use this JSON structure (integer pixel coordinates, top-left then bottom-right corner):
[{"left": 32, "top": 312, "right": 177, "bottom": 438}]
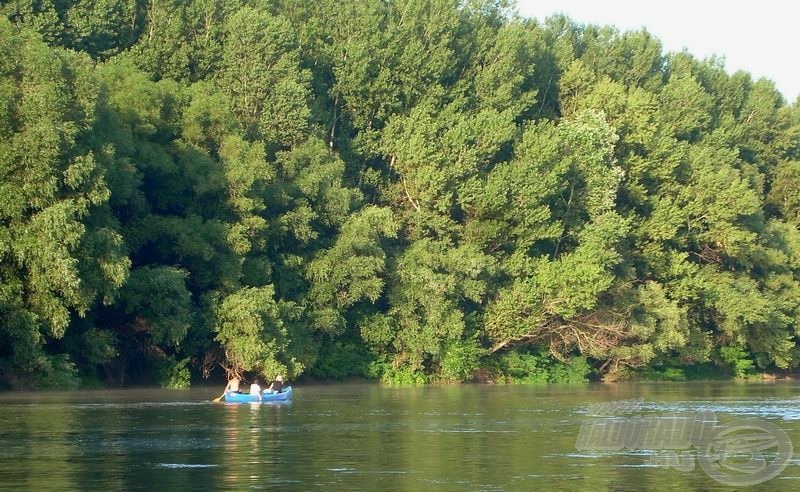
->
[{"left": 1, "top": 382, "right": 799, "bottom": 490}]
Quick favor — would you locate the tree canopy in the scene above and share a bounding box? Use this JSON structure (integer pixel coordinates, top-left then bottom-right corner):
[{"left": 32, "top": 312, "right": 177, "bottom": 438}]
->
[{"left": 1, "top": 1, "right": 798, "bottom": 388}]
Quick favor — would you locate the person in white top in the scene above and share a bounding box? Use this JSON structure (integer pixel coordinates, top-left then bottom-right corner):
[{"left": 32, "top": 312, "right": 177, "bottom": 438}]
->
[{"left": 250, "top": 379, "right": 263, "bottom": 401}]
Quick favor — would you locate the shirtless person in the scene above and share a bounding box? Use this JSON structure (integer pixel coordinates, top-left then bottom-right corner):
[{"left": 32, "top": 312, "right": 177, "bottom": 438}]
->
[{"left": 224, "top": 376, "right": 241, "bottom": 393}]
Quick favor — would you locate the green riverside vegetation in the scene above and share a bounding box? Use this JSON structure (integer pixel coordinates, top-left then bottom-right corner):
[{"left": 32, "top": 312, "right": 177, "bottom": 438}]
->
[{"left": 1, "top": 1, "right": 798, "bottom": 389}]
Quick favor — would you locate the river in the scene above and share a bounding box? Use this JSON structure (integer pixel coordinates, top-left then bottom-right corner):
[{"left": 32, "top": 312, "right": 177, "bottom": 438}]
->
[{"left": 1, "top": 382, "right": 798, "bottom": 490}]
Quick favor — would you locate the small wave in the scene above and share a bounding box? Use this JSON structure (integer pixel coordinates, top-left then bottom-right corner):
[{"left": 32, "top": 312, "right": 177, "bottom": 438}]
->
[
  {"left": 157, "top": 463, "right": 219, "bottom": 469},
  {"left": 417, "top": 428, "right": 516, "bottom": 433},
  {"left": 640, "top": 399, "right": 800, "bottom": 421},
  {"left": 75, "top": 401, "right": 212, "bottom": 409}
]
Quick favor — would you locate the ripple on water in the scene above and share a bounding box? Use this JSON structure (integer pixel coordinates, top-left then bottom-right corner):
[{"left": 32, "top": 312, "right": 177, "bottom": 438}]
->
[
  {"left": 73, "top": 401, "right": 214, "bottom": 410},
  {"left": 640, "top": 399, "right": 800, "bottom": 420}
]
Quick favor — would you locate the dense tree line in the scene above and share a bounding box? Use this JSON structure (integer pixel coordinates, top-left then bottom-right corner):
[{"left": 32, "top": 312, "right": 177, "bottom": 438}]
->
[{"left": 1, "top": 0, "right": 798, "bottom": 388}]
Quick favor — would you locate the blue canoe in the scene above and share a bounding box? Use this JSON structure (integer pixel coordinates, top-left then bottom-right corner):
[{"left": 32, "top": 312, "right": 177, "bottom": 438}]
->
[{"left": 223, "top": 386, "right": 292, "bottom": 403}]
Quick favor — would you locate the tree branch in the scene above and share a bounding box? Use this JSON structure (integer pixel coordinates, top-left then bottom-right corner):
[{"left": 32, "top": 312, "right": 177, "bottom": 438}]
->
[{"left": 392, "top": 156, "right": 421, "bottom": 212}]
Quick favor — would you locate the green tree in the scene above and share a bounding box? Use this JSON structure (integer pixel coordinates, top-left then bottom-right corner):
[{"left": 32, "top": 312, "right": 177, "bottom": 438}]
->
[
  {"left": 0, "top": 20, "right": 128, "bottom": 387},
  {"left": 219, "top": 6, "right": 310, "bottom": 147}
]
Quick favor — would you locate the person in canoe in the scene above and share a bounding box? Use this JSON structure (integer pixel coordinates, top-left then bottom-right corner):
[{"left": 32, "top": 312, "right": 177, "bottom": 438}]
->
[
  {"left": 225, "top": 376, "right": 242, "bottom": 394},
  {"left": 265, "top": 375, "right": 284, "bottom": 394},
  {"left": 250, "top": 379, "right": 263, "bottom": 401},
  {"left": 213, "top": 375, "right": 242, "bottom": 402}
]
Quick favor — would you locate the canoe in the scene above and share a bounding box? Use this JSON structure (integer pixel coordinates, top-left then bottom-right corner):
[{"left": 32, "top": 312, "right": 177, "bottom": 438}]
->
[{"left": 222, "top": 386, "right": 292, "bottom": 403}]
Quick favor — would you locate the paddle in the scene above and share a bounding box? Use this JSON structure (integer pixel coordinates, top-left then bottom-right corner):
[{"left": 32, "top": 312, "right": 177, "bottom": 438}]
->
[{"left": 212, "top": 392, "right": 225, "bottom": 403}]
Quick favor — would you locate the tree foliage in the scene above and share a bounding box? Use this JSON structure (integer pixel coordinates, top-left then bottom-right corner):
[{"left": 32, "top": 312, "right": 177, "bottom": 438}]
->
[{"left": 1, "top": 1, "right": 798, "bottom": 387}]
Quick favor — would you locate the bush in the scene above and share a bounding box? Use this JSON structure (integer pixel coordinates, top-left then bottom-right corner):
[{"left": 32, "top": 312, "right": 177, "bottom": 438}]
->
[
  {"left": 30, "top": 354, "right": 81, "bottom": 390},
  {"left": 627, "top": 366, "right": 687, "bottom": 381},
  {"left": 498, "top": 350, "right": 550, "bottom": 384},
  {"left": 680, "top": 363, "right": 720, "bottom": 380},
  {"left": 158, "top": 357, "right": 191, "bottom": 389},
  {"left": 380, "top": 364, "right": 428, "bottom": 385},
  {"left": 549, "top": 356, "right": 593, "bottom": 384},
  {"left": 438, "top": 338, "right": 485, "bottom": 382},
  {"left": 488, "top": 349, "right": 591, "bottom": 384},
  {"left": 719, "top": 345, "right": 756, "bottom": 379},
  {"left": 307, "top": 340, "right": 374, "bottom": 379}
]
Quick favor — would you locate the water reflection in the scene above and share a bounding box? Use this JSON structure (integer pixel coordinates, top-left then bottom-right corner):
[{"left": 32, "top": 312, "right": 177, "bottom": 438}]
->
[{"left": 0, "top": 382, "right": 798, "bottom": 489}]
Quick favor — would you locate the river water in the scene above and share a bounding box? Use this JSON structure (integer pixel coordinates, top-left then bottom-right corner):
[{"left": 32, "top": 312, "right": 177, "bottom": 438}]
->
[{"left": 1, "top": 382, "right": 799, "bottom": 490}]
